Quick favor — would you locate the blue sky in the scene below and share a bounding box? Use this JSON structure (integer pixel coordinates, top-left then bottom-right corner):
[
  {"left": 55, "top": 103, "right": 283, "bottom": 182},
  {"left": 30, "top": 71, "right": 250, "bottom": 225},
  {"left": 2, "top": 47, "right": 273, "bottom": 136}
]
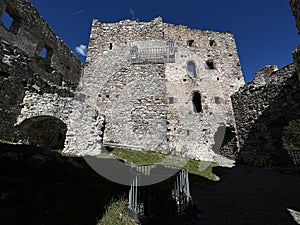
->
[{"left": 27, "top": 0, "right": 299, "bottom": 83}]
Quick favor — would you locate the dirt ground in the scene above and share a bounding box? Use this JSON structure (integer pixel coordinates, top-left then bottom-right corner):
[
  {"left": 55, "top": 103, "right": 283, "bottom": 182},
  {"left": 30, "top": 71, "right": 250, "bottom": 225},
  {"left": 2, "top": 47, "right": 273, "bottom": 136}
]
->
[{"left": 188, "top": 164, "right": 300, "bottom": 225}]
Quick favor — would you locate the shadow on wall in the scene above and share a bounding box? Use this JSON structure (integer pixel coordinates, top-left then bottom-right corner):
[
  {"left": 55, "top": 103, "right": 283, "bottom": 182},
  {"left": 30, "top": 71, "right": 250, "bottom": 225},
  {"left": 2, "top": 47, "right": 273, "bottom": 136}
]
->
[
  {"left": 237, "top": 72, "right": 300, "bottom": 168},
  {"left": 17, "top": 116, "right": 67, "bottom": 149},
  {"left": 189, "top": 163, "right": 300, "bottom": 225},
  {"left": 0, "top": 142, "right": 128, "bottom": 225}
]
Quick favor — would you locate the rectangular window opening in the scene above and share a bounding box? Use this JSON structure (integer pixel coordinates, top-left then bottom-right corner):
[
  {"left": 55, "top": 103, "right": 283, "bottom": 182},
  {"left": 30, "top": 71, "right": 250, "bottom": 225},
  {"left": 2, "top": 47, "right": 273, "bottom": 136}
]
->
[
  {"left": 1, "top": 9, "right": 20, "bottom": 34},
  {"left": 169, "top": 97, "right": 174, "bottom": 104},
  {"left": 37, "top": 46, "right": 53, "bottom": 72},
  {"left": 1, "top": 11, "right": 13, "bottom": 30},
  {"left": 39, "top": 48, "right": 47, "bottom": 58}
]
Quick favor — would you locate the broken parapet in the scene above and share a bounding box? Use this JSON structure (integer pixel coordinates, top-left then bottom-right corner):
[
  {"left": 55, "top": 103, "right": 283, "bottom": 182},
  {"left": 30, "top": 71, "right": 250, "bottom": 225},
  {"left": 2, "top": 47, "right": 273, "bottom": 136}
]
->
[
  {"left": 0, "top": 0, "right": 82, "bottom": 89},
  {"left": 232, "top": 64, "right": 300, "bottom": 167}
]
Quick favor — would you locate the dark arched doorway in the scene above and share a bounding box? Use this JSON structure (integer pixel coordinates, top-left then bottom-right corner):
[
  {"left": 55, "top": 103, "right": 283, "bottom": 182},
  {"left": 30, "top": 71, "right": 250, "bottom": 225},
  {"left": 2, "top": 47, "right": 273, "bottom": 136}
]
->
[
  {"left": 192, "top": 92, "right": 202, "bottom": 113},
  {"left": 18, "top": 116, "right": 67, "bottom": 149}
]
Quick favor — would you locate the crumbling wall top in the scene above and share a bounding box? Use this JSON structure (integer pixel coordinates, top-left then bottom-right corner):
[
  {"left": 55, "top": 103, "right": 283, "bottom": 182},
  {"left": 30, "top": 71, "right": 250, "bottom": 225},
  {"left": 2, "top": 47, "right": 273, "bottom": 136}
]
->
[{"left": 0, "top": 0, "right": 82, "bottom": 89}]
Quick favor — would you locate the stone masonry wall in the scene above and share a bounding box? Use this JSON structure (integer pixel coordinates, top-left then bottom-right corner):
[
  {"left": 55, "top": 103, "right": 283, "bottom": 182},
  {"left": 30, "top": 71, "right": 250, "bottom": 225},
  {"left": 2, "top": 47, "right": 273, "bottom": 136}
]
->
[
  {"left": 65, "top": 18, "right": 167, "bottom": 154},
  {"left": 232, "top": 64, "right": 300, "bottom": 167},
  {"left": 70, "top": 17, "right": 245, "bottom": 160},
  {"left": 0, "top": 0, "right": 82, "bottom": 147},
  {"left": 290, "top": 0, "right": 300, "bottom": 80},
  {"left": 0, "top": 0, "right": 82, "bottom": 88},
  {"left": 163, "top": 24, "right": 244, "bottom": 159},
  {"left": 290, "top": 0, "right": 300, "bottom": 34}
]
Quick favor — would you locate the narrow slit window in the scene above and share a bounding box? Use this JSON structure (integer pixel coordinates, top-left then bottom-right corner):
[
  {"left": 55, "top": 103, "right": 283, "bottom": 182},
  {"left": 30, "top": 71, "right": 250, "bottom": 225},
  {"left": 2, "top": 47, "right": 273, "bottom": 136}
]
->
[
  {"left": 187, "top": 61, "right": 197, "bottom": 78},
  {"left": 109, "top": 43, "right": 113, "bottom": 50},
  {"left": 192, "top": 92, "right": 202, "bottom": 113},
  {"left": 209, "top": 40, "right": 216, "bottom": 47}
]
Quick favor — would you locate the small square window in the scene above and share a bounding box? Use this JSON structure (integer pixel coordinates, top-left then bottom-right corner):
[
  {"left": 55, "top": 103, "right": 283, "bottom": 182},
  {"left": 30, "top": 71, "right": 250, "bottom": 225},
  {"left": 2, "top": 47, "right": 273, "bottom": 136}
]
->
[
  {"left": 1, "top": 9, "right": 21, "bottom": 34},
  {"left": 187, "top": 40, "right": 194, "bottom": 47},
  {"left": 37, "top": 46, "right": 53, "bottom": 72},
  {"left": 1, "top": 11, "right": 13, "bottom": 30},
  {"left": 206, "top": 60, "right": 215, "bottom": 69},
  {"left": 39, "top": 48, "right": 47, "bottom": 58}
]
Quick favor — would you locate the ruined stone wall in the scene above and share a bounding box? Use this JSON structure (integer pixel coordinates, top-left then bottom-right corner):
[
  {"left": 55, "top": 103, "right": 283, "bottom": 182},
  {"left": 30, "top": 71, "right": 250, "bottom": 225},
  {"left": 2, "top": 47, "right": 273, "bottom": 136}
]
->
[
  {"left": 0, "top": 0, "right": 82, "bottom": 147},
  {"left": 0, "top": 0, "right": 82, "bottom": 88},
  {"left": 290, "top": 0, "right": 300, "bottom": 34},
  {"left": 290, "top": 0, "right": 300, "bottom": 81},
  {"left": 73, "top": 17, "right": 244, "bottom": 160},
  {"left": 232, "top": 64, "right": 300, "bottom": 167},
  {"left": 66, "top": 18, "right": 168, "bottom": 154},
  {"left": 163, "top": 24, "right": 244, "bottom": 159}
]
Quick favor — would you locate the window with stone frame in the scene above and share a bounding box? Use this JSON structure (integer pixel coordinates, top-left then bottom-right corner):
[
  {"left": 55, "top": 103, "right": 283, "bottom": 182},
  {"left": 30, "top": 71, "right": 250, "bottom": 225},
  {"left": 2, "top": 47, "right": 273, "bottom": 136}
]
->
[{"left": 187, "top": 61, "right": 197, "bottom": 78}]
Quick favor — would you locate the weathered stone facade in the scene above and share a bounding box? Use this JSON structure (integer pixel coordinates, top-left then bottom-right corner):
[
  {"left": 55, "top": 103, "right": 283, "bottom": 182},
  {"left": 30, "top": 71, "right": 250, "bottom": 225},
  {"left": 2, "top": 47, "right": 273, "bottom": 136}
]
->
[
  {"left": 0, "top": 0, "right": 82, "bottom": 148},
  {"left": 232, "top": 64, "right": 300, "bottom": 167},
  {"left": 230, "top": 0, "right": 300, "bottom": 167},
  {"left": 71, "top": 17, "right": 245, "bottom": 160},
  {"left": 1, "top": 0, "right": 299, "bottom": 169},
  {"left": 290, "top": 0, "right": 300, "bottom": 81},
  {"left": 290, "top": 0, "right": 300, "bottom": 34}
]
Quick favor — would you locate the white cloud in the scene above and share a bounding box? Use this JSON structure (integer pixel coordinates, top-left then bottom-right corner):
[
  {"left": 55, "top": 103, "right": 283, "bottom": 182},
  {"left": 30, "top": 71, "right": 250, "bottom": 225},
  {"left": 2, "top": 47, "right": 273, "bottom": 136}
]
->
[
  {"left": 129, "top": 8, "right": 139, "bottom": 21},
  {"left": 129, "top": 8, "right": 135, "bottom": 19},
  {"left": 75, "top": 44, "right": 87, "bottom": 57},
  {"left": 70, "top": 10, "right": 84, "bottom": 16}
]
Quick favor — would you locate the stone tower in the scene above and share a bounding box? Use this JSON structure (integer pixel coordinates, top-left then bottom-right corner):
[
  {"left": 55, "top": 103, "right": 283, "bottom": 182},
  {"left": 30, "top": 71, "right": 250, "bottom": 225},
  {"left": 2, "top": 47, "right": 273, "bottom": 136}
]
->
[{"left": 66, "top": 17, "right": 245, "bottom": 160}]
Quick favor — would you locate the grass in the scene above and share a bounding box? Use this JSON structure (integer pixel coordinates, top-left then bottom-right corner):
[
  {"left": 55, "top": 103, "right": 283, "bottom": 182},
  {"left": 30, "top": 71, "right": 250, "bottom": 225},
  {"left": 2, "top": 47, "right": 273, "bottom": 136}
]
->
[
  {"left": 107, "top": 148, "right": 218, "bottom": 181},
  {"left": 97, "top": 199, "right": 135, "bottom": 225},
  {"left": 184, "top": 159, "right": 218, "bottom": 180},
  {"left": 111, "top": 148, "right": 167, "bottom": 166}
]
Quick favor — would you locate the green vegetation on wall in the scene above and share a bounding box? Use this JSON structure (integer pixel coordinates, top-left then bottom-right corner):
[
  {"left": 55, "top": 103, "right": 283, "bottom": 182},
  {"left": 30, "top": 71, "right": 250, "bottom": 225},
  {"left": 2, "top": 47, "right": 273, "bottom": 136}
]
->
[{"left": 283, "top": 119, "right": 300, "bottom": 151}]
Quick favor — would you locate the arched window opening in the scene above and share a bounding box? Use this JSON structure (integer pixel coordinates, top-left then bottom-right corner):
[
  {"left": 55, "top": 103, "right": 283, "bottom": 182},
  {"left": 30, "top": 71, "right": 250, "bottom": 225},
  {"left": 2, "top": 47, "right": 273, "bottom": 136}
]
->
[
  {"left": 18, "top": 116, "right": 67, "bottom": 149},
  {"left": 187, "top": 61, "right": 197, "bottom": 78},
  {"left": 192, "top": 92, "right": 202, "bottom": 113}
]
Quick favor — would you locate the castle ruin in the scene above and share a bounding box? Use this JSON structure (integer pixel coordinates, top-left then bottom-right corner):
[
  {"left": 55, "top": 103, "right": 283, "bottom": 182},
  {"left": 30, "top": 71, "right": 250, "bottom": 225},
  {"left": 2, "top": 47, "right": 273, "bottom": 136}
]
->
[
  {"left": 68, "top": 17, "right": 245, "bottom": 161},
  {"left": 0, "top": 0, "right": 299, "bottom": 168}
]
